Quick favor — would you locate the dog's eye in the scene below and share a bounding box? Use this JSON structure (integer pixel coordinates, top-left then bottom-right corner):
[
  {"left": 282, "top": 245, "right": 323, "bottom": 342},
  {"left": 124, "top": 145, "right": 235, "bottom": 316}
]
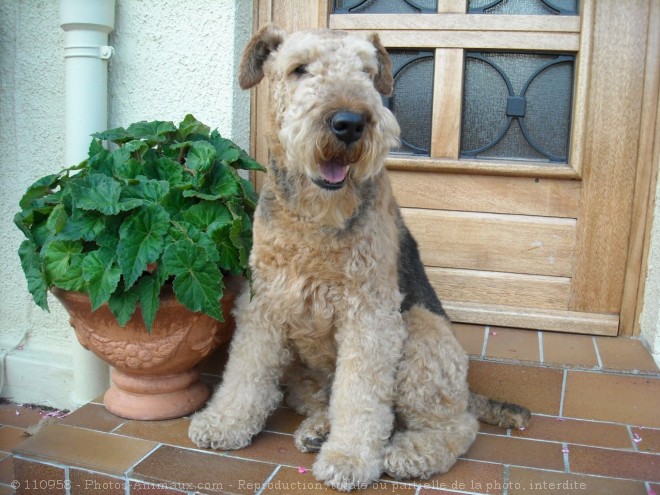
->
[{"left": 292, "top": 64, "right": 308, "bottom": 76}]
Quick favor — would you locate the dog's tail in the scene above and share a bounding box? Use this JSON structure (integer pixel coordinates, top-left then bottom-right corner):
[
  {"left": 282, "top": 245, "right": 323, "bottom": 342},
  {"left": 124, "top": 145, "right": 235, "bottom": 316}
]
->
[{"left": 468, "top": 392, "right": 531, "bottom": 430}]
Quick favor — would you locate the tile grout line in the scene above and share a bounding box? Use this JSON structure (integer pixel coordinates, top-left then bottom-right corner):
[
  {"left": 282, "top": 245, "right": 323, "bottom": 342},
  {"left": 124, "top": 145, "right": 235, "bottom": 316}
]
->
[
  {"left": 645, "top": 481, "right": 654, "bottom": 495},
  {"left": 538, "top": 331, "right": 544, "bottom": 364},
  {"left": 627, "top": 425, "right": 640, "bottom": 452},
  {"left": 502, "top": 465, "right": 510, "bottom": 495},
  {"left": 255, "top": 464, "right": 281, "bottom": 495},
  {"left": 592, "top": 336, "right": 604, "bottom": 368},
  {"left": 64, "top": 465, "right": 71, "bottom": 495},
  {"left": 558, "top": 368, "right": 568, "bottom": 418},
  {"left": 482, "top": 326, "right": 491, "bottom": 358},
  {"left": 562, "top": 442, "right": 571, "bottom": 473},
  {"left": 124, "top": 442, "right": 162, "bottom": 491},
  {"left": 110, "top": 419, "right": 129, "bottom": 434}
]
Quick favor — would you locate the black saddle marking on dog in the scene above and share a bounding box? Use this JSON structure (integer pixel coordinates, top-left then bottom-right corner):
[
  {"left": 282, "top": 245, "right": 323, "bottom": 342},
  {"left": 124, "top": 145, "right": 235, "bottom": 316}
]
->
[{"left": 397, "top": 220, "right": 447, "bottom": 317}]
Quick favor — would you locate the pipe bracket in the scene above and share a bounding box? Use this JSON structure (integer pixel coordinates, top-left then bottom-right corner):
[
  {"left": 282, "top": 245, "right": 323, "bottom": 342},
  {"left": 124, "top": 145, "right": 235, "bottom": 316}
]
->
[
  {"left": 99, "top": 45, "right": 114, "bottom": 60},
  {"left": 64, "top": 45, "right": 114, "bottom": 60}
]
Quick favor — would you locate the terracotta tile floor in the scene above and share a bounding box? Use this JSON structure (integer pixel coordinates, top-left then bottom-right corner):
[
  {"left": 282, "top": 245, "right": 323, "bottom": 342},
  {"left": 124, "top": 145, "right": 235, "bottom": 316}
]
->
[{"left": 1, "top": 327, "right": 659, "bottom": 495}]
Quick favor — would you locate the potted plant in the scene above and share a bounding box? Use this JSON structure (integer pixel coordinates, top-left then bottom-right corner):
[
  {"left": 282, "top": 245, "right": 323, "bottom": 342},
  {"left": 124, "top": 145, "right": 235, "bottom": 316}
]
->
[{"left": 15, "top": 114, "right": 265, "bottom": 420}]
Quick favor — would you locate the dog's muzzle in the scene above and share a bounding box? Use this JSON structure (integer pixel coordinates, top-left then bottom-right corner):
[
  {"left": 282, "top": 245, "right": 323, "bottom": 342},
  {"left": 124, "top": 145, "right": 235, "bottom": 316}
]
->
[{"left": 313, "top": 111, "right": 365, "bottom": 191}]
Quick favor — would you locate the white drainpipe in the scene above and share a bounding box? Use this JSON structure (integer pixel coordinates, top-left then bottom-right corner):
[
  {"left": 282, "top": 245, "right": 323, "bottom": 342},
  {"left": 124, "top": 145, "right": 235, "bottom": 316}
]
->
[{"left": 60, "top": 0, "right": 116, "bottom": 407}]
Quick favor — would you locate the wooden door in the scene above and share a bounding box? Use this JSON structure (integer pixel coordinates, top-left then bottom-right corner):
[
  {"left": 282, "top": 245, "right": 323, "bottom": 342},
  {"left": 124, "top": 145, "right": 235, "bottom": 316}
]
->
[{"left": 251, "top": 0, "right": 660, "bottom": 336}]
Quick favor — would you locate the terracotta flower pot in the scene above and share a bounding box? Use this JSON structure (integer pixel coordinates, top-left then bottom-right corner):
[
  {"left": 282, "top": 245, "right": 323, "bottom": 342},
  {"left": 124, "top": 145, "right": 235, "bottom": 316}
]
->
[{"left": 52, "top": 277, "right": 242, "bottom": 420}]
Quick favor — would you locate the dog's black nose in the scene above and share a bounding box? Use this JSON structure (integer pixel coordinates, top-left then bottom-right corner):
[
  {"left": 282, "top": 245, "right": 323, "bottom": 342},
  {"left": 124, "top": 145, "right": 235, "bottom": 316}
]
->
[{"left": 330, "top": 111, "right": 365, "bottom": 145}]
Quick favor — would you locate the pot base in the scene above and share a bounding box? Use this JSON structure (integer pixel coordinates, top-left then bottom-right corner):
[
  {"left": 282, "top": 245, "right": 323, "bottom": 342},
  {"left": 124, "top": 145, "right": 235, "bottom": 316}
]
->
[{"left": 104, "top": 367, "right": 209, "bottom": 420}]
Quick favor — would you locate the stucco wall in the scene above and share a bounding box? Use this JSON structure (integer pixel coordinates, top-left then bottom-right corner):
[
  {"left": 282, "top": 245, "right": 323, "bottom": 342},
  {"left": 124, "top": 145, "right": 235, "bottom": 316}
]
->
[{"left": 0, "top": 0, "right": 252, "bottom": 409}]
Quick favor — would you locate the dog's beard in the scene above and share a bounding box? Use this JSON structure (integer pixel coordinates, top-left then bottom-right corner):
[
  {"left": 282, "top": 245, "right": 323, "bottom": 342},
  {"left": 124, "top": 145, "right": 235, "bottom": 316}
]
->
[{"left": 273, "top": 106, "right": 399, "bottom": 227}]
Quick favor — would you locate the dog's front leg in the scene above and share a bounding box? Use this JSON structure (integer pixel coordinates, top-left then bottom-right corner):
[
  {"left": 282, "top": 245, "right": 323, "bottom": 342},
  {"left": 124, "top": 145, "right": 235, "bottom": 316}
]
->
[
  {"left": 313, "top": 307, "right": 406, "bottom": 491},
  {"left": 189, "top": 292, "right": 290, "bottom": 450}
]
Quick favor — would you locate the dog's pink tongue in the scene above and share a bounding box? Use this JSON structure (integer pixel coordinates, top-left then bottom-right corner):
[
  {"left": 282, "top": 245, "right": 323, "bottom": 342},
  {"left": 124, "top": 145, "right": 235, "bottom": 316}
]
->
[{"left": 320, "top": 158, "right": 348, "bottom": 183}]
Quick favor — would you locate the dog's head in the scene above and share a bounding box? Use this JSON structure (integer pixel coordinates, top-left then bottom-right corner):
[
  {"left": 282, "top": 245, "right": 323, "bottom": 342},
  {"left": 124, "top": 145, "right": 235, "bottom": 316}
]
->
[{"left": 239, "top": 25, "right": 400, "bottom": 192}]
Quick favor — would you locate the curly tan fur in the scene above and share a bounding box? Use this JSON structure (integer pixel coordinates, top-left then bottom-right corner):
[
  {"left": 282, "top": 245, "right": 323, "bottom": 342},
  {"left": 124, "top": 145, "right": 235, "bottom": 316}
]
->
[{"left": 189, "top": 25, "right": 530, "bottom": 491}]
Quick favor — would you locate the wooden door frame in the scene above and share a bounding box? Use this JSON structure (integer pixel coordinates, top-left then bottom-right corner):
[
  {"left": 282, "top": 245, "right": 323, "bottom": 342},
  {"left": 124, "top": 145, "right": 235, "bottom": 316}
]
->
[{"left": 248, "top": 0, "right": 660, "bottom": 337}]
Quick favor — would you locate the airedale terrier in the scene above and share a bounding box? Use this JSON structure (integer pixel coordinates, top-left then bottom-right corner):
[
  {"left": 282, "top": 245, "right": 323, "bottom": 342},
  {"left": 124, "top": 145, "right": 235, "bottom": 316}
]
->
[{"left": 189, "top": 25, "right": 530, "bottom": 491}]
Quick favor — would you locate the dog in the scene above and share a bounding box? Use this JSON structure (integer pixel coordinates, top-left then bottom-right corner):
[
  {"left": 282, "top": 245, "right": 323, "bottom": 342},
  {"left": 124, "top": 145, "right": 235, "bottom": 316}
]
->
[{"left": 188, "top": 25, "right": 530, "bottom": 491}]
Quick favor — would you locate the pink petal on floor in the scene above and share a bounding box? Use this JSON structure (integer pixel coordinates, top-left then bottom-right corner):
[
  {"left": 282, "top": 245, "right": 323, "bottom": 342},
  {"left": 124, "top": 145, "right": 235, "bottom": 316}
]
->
[
  {"left": 15, "top": 411, "right": 20, "bottom": 416},
  {"left": 648, "top": 489, "right": 656, "bottom": 495},
  {"left": 562, "top": 447, "right": 570, "bottom": 454},
  {"left": 297, "top": 467, "right": 309, "bottom": 474},
  {"left": 633, "top": 432, "right": 643, "bottom": 443},
  {"left": 278, "top": 447, "right": 287, "bottom": 453},
  {"left": 489, "top": 331, "right": 498, "bottom": 336},
  {"left": 518, "top": 427, "right": 527, "bottom": 431}
]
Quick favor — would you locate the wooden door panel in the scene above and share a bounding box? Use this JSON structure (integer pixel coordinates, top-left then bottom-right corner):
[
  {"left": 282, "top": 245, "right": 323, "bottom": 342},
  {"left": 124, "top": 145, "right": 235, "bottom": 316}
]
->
[
  {"left": 427, "top": 267, "right": 571, "bottom": 310},
  {"left": 390, "top": 171, "right": 581, "bottom": 218},
  {"left": 402, "top": 208, "right": 576, "bottom": 277}
]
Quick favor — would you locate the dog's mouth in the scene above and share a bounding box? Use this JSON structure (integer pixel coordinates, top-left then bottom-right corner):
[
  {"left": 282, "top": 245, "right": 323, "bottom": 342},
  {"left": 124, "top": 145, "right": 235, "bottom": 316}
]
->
[{"left": 313, "top": 157, "right": 350, "bottom": 190}]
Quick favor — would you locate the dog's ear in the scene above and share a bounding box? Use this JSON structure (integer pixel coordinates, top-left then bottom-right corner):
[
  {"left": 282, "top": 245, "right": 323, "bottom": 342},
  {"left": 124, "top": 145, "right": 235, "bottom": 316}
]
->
[
  {"left": 239, "top": 24, "right": 286, "bottom": 90},
  {"left": 368, "top": 33, "right": 393, "bottom": 96}
]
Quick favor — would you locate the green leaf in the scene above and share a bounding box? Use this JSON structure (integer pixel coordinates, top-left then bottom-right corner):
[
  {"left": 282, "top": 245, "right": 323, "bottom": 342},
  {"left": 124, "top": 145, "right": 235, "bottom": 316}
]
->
[
  {"left": 126, "top": 121, "right": 176, "bottom": 145},
  {"left": 143, "top": 157, "right": 183, "bottom": 186},
  {"left": 19, "top": 174, "right": 60, "bottom": 209},
  {"left": 44, "top": 240, "right": 83, "bottom": 282},
  {"left": 238, "top": 177, "right": 259, "bottom": 211},
  {"left": 186, "top": 141, "right": 217, "bottom": 174},
  {"left": 135, "top": 267, "right": 167, "bottom": 332},
  {"left": 108, "top": 282, "right": 140, "bottom": 327},
  {"left": 178, "top": 114, "right": 211, "bottom": 140},
  {"left": 92, "top": 127, "right": 132, "bottom": 144},
  {"left": 181, "top": 190, "right": 223, "bottom": 201},
  {"left": 117, "top": 205, "right": 170, "bottom": 289},
  {"left": 209, "top": 130, "right": 266, "bottom": 171},
  {"left": 14, "top": 209, "right": 35, "bottom": 240},
  {"left": 120, "top": 176, "right": 170, "bottom": 204},
  {"left": 53, "top": 253, "right": 85, "bottom": 291},
  {"left": 87, "top": 146, "right": 114, "bottom": 176},
  {"left": 70, "top": 174, "right": 143, "bottom": 214},
  {"left": 111, "top": 147, "right": 132, "bottom": 171},
  {"left": 18, "top": 240, "right": 49, "bottom": 311},
  {"left": 239, "top": 155, "right": 267, "bottom": 172},
  {"left": 82, "top": 250, "right": 121, "bottom": 311},
  {"left": 122, "top": 139, "right": 149, "bottom": 155},
  {"left": 56, "top": 211, "right": 105, "bottom": 242},
  {"left": 229, "top": 217, "right": 251, "bottom": 268},
  {"left": 46, "top": 204, "right": 67, "bottom": 234},
  {"left": 183, "top": 201, "right": 232, "bottom": 230},
  {"left": 114, "top": 158, "right": 142, "bottom": 180},
  {"left": 162, "top": 241, "right": 224, "bottom": 320},
  {"left": 209, "top": 223, "right": 241, "bottom": 273},
  {"left": 169, "top": 221, "right": 220, "bottom": 262},
  {"left": 206, "top": 163, "right": 240, "bottom": 199}
]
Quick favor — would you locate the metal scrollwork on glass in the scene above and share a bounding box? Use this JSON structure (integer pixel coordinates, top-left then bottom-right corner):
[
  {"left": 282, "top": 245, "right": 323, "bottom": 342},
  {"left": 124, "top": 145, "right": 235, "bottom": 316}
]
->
[
  {"left": 468, "top": 0, "right": 578, "bottom": 15},
  {"left": 334, "top": 0, "right": 437, "bottom": 14},
  {"left": 461, "top": 52, "right": 575, "bottom": 163},
  {"left": 384, "top": 51, "right": 435, "bottom": 155}
]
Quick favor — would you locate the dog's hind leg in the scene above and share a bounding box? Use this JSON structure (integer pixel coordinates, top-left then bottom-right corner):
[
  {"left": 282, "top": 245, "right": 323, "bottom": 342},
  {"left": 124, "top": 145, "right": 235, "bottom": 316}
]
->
[
  {"left": 384, "top": 305, "right": 479, "bottom": 480},
  {"left": 189, "top": 290, "right": 291, "bottom": 450}
]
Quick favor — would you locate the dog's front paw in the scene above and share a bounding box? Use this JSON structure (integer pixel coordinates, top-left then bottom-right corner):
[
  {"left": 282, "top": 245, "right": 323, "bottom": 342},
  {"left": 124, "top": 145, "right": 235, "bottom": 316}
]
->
[
  {"left": 294, "top": 415, "right": 330, "bottom": 453},
  {"left": 188, "top": 410, "right": 253, "bottom": 450},
  {"left": 313, "top": 444, "right": 382, "bottom": 492}
]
